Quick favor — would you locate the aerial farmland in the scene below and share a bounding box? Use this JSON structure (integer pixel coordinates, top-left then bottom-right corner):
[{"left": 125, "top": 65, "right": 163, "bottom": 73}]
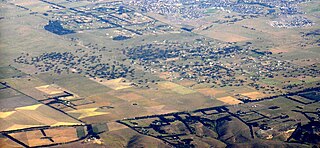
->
[{"left": 0, "top": 0, "right": 319, "bottom": 147}]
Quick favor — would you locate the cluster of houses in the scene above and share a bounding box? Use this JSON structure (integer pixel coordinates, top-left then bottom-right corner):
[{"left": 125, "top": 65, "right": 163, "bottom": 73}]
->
[
  {"left": 14, "top": 51, "right": 134, "bottom": 80},
  {"left": 125, "top": 0, "right": 309, "bottom": 20}
]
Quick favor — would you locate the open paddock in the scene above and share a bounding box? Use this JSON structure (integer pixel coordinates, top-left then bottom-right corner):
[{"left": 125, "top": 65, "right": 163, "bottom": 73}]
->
[
  {"left": 92, "top": 78, "right": 132, "bottom": 90},
  {"left": 35, "top": 84, "right": 64, "bottom": 95},
  {"left": 9, "top": 127, "right": 79, "bottom": 147},
  {"left": 241, "top": 91, "right": 267, "bottom": 100},
  {"left": 157, "top": 81, "right": 196, "bottom": 95},
  {"left": 217, "top": 96, "right": 243, "bottom": 105},
  {"left": 107, "top": 122, "right": 128, "bottom": 132}
]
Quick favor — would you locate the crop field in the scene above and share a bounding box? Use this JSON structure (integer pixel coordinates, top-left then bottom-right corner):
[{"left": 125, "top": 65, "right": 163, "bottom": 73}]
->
[
  {"left": 95, "top": 78, "right": 132, "bottom": 90},
  {"left": 0, "top": 66, "right": 26, "bottom": 79},
  {"left": 8, "top": 127, "right": 80, "bottom": 147},
  {"left": 195, "top": 88, "right": 226, "bottom": 97},
  {"left": 241, "top": 91, "right": 267, "bottom": 100},
  {"left": 117, "top": 92, "right": 144, "bottom": 102},
  {"left": 35, "top": 84, "right": 65, "bottom": 95},
  {"left": 106, "top": 122, "right": 128, "bottom": 132},
  {"left": 157, "top": 81, "right": 196, "bottom": 95},
  {"left": 37, "top": 73, "right": 112, "bottom": 97},
  {"left": 67, "top": 108, "right": 110, "bottom": 120},
  {"left": 0, "top": 85, "right": 83, "bottom": 133},
  {"left": 0, "top": 136, "right": 21, "bottom": 147},
  {"left": 0, "top": 0, "right": 319, "bottom": 147},
  {"left": 216, "top": 96, "right": 243, "bottom": 105},
  {"left": 1, "top": 103, "right": 82, "bottom": 132}
]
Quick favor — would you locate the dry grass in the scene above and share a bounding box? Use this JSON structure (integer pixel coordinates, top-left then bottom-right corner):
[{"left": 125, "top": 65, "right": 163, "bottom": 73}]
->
[
  {"left": 117, "top": 93, "right": 144, "bottom": 102},
  {"left": 9, "top": 127, "right": 79, "bottom": 147},
  {"left": 45, "top": 127, "right": 78, "bottom": 144},
  {"left": 144, "top": 105, "right": 178, "bottom": 114},
  {"left": 270, "top": 48, "right": 289, "bottom": 54},
  {"left": 107, "top": 122, "right": 129, "bottom": 132},
  {"left": 200, "top": 31, "right": 250, "bottom": 42},
  {"left": 241, "top": 91, "right": 266, "bottom": 100},
  {"left": 158, "top": 72, "right": 180, "bottom": 80},
  {"left": 4, "top": 124, "right": 44, "bottom": 132},
  {"left": 216, "top": 96, "right": 243, "bottom": 105},
  {"left": 35, "top": 84, "right": 64, "bottom": 95},
  {"left": 158, "top": 81, "right": 196, "bottom": 95},
  {"left": 196, "top": 88, "right": 226, "bottom": 97},
  {"left": 176, "top": 79, "right": 197, "bottom": 87},
  {"left": 15, "top": 104, "right": 42, "bottom": 110},
  {"left": 92, "top": 78, "right": 132, "bottom": 90},
  {"left": 67, "top": 108, "right": 110, "bottom": 119},
  {"left": 0, "top": 111, "right": 15, "bottom": 119},
  {"left": 0, "top": 136, "right": 21, "bottom": 147},
  {"left": 13, "top": 0, "right": 39, "bottom": 6},
  {"left": 0, "top": 104, "right": 83, "bottom": 132},
  {"left": 11, "top": 130, "right": 51, "bottom": 147}
]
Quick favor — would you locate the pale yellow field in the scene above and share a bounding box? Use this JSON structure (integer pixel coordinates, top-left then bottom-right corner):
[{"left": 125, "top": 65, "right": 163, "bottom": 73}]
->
[
  {"left": 216, "top": 96, "right": 243, "bottom": 105},
  {"left": 13, "top": 0, "right": 39, "bottom": 6},
  {"left": 0, "top": 104, "right": 83, "bottom": 132},
  {"left": 15, "top": 104, "right": 42, "bottom": 110},
  {"left": 196, "top": 88, "right": 226, "bottom": 97},
  {"left": 92, "top": 78, "right": 132, "bottom": 90},
  {"left": 4, "top": 124, "right": 44, "bottom": 132},
  {"left": 158, "top": 81, "right": 196, "bottom": 95},
  {"left": 67, "top": 108, "right": 110, "bottom": 119},
  {"left": 35, "top": 84, "right": 64, "bottom": 95},
  {"left": 241, "top": 91, "right": 266, "bottom": 100},
  {"left": 0, "top": 111, "right": 15, "bottom": 118}
]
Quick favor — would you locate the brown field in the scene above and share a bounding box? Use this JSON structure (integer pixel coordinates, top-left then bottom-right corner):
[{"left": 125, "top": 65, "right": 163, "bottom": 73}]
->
[
  {"left": 0, "top": 103, "right": 83, "bottom": 132},
  {"left": 117, "top": 93, "right": 144, "bottom": 102},
  {"left": 158, "top": 72, "right": 180, "bottom": 80},
  {"left": 270, "top": 48, "right": 289, "bottom": 54},
  {"left": 107, "top": 122, "right": 129, "bottom": 132},
  {"left": 45, "top": 127, "right": 78, "bottom": 144},
  {"left": 9, "top": 127, "right": 78, "bottom": 147},
  {"left": 175, "top": 79, "right": 197, "bottom": 87},
  {"left": 131, "top": 98, "right": 161, "bottom": 107},
  {"left": 99, "top": 126, "right": 169, "bottom": 148},
  {"left": 0, "top": 137, "right": 21, "bottom": 148},
  {"left": 144, "top": 105, "right": 178, "bottom": 115},
  {"left": 2, "top": 77, "right": 50, "bottom": 100},
  {"left": 80, "top": 93, "right": 124, "bottom": 109},
  {"left": 10, "top": 130, "right": 51, "bottom": 147},
  {"left": 198, "top": 30, "right": 251, "bottom": 42},
  {"left": 216, "top": 96, "right": 243, "bottom": 105},
  {"left": 241, "top": 91, "right": 267, "bottom": 100}
]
